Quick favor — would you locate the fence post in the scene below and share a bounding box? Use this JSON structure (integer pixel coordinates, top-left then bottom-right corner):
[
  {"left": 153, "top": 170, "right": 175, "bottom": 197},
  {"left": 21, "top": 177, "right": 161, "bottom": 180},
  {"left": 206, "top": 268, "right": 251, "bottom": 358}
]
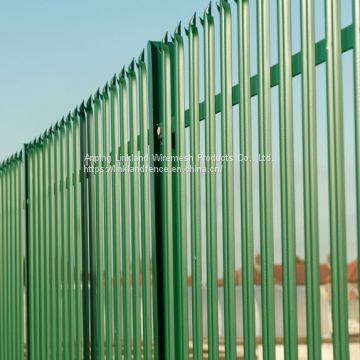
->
[{"left": 147, "top": 40, "right": 165, "bottom": 360}]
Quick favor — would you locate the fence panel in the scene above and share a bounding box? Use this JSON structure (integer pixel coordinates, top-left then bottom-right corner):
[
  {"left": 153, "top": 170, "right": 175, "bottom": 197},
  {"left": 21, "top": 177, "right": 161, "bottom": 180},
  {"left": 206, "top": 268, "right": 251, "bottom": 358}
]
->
[{"left": 0, "top": 1, "right": 359, "bottom": 359}]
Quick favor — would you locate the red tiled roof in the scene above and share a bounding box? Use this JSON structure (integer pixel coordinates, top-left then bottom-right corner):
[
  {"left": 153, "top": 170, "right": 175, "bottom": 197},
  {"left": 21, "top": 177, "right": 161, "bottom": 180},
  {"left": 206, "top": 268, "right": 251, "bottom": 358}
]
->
[{"left": 187, "top": 258, "right": 358, "bottom": 287}]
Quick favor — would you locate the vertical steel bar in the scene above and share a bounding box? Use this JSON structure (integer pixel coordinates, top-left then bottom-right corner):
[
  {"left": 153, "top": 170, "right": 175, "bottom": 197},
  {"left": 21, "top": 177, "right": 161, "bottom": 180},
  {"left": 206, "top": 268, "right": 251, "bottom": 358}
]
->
[
  {"left": 236, "top": 0, "right": 256, "bottom": 358},
  {"left": 42, "top": 136, "right": 49, "bottom": 359},
  {"left": 0, "top": 167, "right": 3, "bottom": 360},
  {"left": 36, "top": 144, "right": 43, "bottom": 359},
  {"left": 54, "top": 126, "right": 63, "bottom": 360},
  {"left": 94, "top": 92, "right": 105, "bottom": 359},
  {"left": 110, "top": 76, "right": 122, "bottom": 360},
  {"left": 11, "top": 160, "right": 16, "bottom": 358},
  {"left": 325, "top": 0, "right": 349, "bottom": 358},
  {"left": 10, "top": 161, "right": 15, "bottom": 359},
  {"left": 257, "top": 0, "right": 276, "bottom": 357},
  {"left": 7, "top": 163, "right": 11, "bottom": 360},
  {"left": 29, "top": 149, "right": 37, "bottom": 360},
  {"left": 138, "top": 53, "right": 153, "bottom": 359},
  {"left": 47, "top": 132, "right": 55, "bottom": 358},
  {"left": 60, "top": 120, "right": 69, "bottom": 360},
  {"left": 11, "top": 161, "right": 14, "bottom": 358},
  {"left": 15, "top": 159, "right": 23, "bottom": 358},
  {"left": 202, "top": 6, "right": 219, "bottom": 359},
  {"left": 354, "top": 0, "right": 360, "bottom": 320},
  {"left": 4, "top": 164, "right": 9, "bottom": 358},
  {"left": 1, "top": 165, "right": 5, "bottom": 359},
  {"left": 160, "top": 36, "right": 175, "bottom": 360},
  {"left": 22, "top": 150, "right": 28, "bottom": 360},
  {"left": 16, "top": 159, "right": 21, "bottom": 359},
  {"left": 79, "top": 103, "right": 91, "bottom": 360},
  {"left": 7, "top": 162, "right": 11, "bottom": 359},
  {"left": 44, "top": 136, "right": 54, "bottom": 359},
  {"left": 172, "top": 25, "right": 189, "bottom": 360},
  {"left": 119, "top": 70, "right": 132, "bottom": 359},
  {"left": 5, "top": 163, "right": 10, "bottom": 360},
  {"left": 87, "top": 98, "right": 99, "bottom": 359},
  {"left": 73, "top": 111, "right": 83, "bottom": 360},
  {"left": 12, "top": 161, "right": 16, "bottom": 358},
  {"left": 14, "top": 160, "right": 17, "bottom": 357},
  {"left": 102, "top": 85, "right": 114, "bottom": 360},
  {"left": 17, "top": 159, "right": 23, "bottom": 359},
  {"left": 38, "top": 143, "right": 46, "bottom": 359},
  {"left": 13, "top": 161, "right": 16, "bottom": 357},
  {"left": 4, "top": 163, "right": 9, "bottom": 359},
  {"left": 3, "top": 165, "right": 7, "bottom": 359},
  {"left": 2, "top": 165, "right": 6, "bottom": 359},
  {"left": 128, "top": 62, "right": 142, "bottom": 360},
  {"left": 42, "top": 142, "right": 48, "bottom": 357},
  {"left": 277, "top": 0, "right": 298, "bottom": 358},
  {"left": 6, "top": 162, "right": 9, "bottom": 360},
  {"left": 11, "top": 161, "right": 16, "bottom": 358},
  {"left": 23, "top": 145, "right": 30, "bottom": 360},
  {"left": 13, "top": 160, "right": 17, "bottom": 357},
  {"left": 77, "top": 104, "right": 90, "bottom": 360},
  {"left": 146, "top": 41, "right": 161, "bottom": 360},
  {"left": 301, "top": 0, "right": 322, "bottom": 358},
  {"left": 187, "top": 15, "right": 203, "bottom": 360},
  {"left": 2, "top": 165, "right": 7, "bottom": 360},
  {"left": 16, "top": 159, "right": 20, "bottom": 359},
  {"left": 66, "top": 116, "right": 74, "bottom": 359},
  {"left": 218, "top": 1, "right": 236, "bottom": 358}
]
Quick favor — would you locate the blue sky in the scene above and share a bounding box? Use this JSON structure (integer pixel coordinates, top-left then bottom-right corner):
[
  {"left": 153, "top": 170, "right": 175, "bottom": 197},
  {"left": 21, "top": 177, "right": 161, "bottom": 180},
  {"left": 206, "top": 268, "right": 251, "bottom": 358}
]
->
[
  {"left": 0, "top": 0, "right": 353, "bottom": 161},
  {"left": 0, "top": 0, "right": 213, "bottom": 160},
  {"left": 0, "top": 0, "right": 357, "bottom": 265}
]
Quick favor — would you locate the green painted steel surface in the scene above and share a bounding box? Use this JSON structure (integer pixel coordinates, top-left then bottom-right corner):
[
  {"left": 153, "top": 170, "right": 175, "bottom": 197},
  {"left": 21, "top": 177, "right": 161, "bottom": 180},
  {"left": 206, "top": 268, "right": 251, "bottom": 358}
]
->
[
  {"left": 172, "top": 23, "right": 190, "bottom": 360},
  {"left": 160, "top": 36, "right": 176, "bottom": 360},
  {"left": 301, "top": 0, "right": 322, "bottom": 359},
  {"left": 0, "top": 1, "right": 359, "bottom": 359},
  {"left": 202, "top": 5, "right": 219, "bottom": 360},
  {"left": 277, "top": 0, "right": 298, "bottom": 359},
  {"left": 187, "top": 14, "right": 203, "bottom": 360},
  {"left": 325, "top": 1, "right": 349, "bottom": 359},
  {"left": 219, "top": 2, "right": 236, "bottom": 359},
  {"left": 354, "top": 0, "right": 360, "bottom": 338}
]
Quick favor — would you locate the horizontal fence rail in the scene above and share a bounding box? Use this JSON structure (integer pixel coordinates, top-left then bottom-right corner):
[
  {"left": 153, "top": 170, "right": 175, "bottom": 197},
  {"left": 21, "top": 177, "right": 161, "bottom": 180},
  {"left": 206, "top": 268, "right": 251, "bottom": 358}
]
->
[{"left": 0, "top": 0, "right": 359, "bottom": 359}]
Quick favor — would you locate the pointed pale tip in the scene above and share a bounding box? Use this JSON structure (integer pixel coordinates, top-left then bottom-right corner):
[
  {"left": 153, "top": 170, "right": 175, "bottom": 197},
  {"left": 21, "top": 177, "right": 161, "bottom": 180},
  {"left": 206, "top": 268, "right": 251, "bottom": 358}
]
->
[
  {"left": 120, "top": 67, "right": 126, "bottom": 79},
  {"left": 189, "top": 12, "right": 197, "bottom": 26},
  {"left": 129, "top": 58, "right": 136, "bottom": 72},
  {"left": 175, "top": 22, "right": 181, "bottom": 36},
  {"left": 102, "top": 82, "right": 109, "bottom": 93},
  {"left": 205, "top": 1, "right": 212, "bottom": 15},
  {"left": 94, "top": 88, "right": 101, "bottom": 100},
  {"left": 65, "top": 112, "right": 71, "bottom": 125},
  {"left": 86, "top": 95, "right": 93, "bottom": 108},
  {"left": 162, "top": 31, "right": 169, "bottom": 44},
  {"left": 110, "top": 74, "right": 117, "bottom": 87},
  {"left": 138, "top": 49, "right": 145, "bottom": 63}
]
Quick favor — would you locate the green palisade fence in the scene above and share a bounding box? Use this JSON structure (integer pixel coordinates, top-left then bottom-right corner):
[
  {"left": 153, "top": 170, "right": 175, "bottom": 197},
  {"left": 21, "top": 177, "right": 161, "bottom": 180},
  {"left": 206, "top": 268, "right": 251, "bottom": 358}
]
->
[{"left": 0, "top": 0, "right": 359, "bottom": 359}]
